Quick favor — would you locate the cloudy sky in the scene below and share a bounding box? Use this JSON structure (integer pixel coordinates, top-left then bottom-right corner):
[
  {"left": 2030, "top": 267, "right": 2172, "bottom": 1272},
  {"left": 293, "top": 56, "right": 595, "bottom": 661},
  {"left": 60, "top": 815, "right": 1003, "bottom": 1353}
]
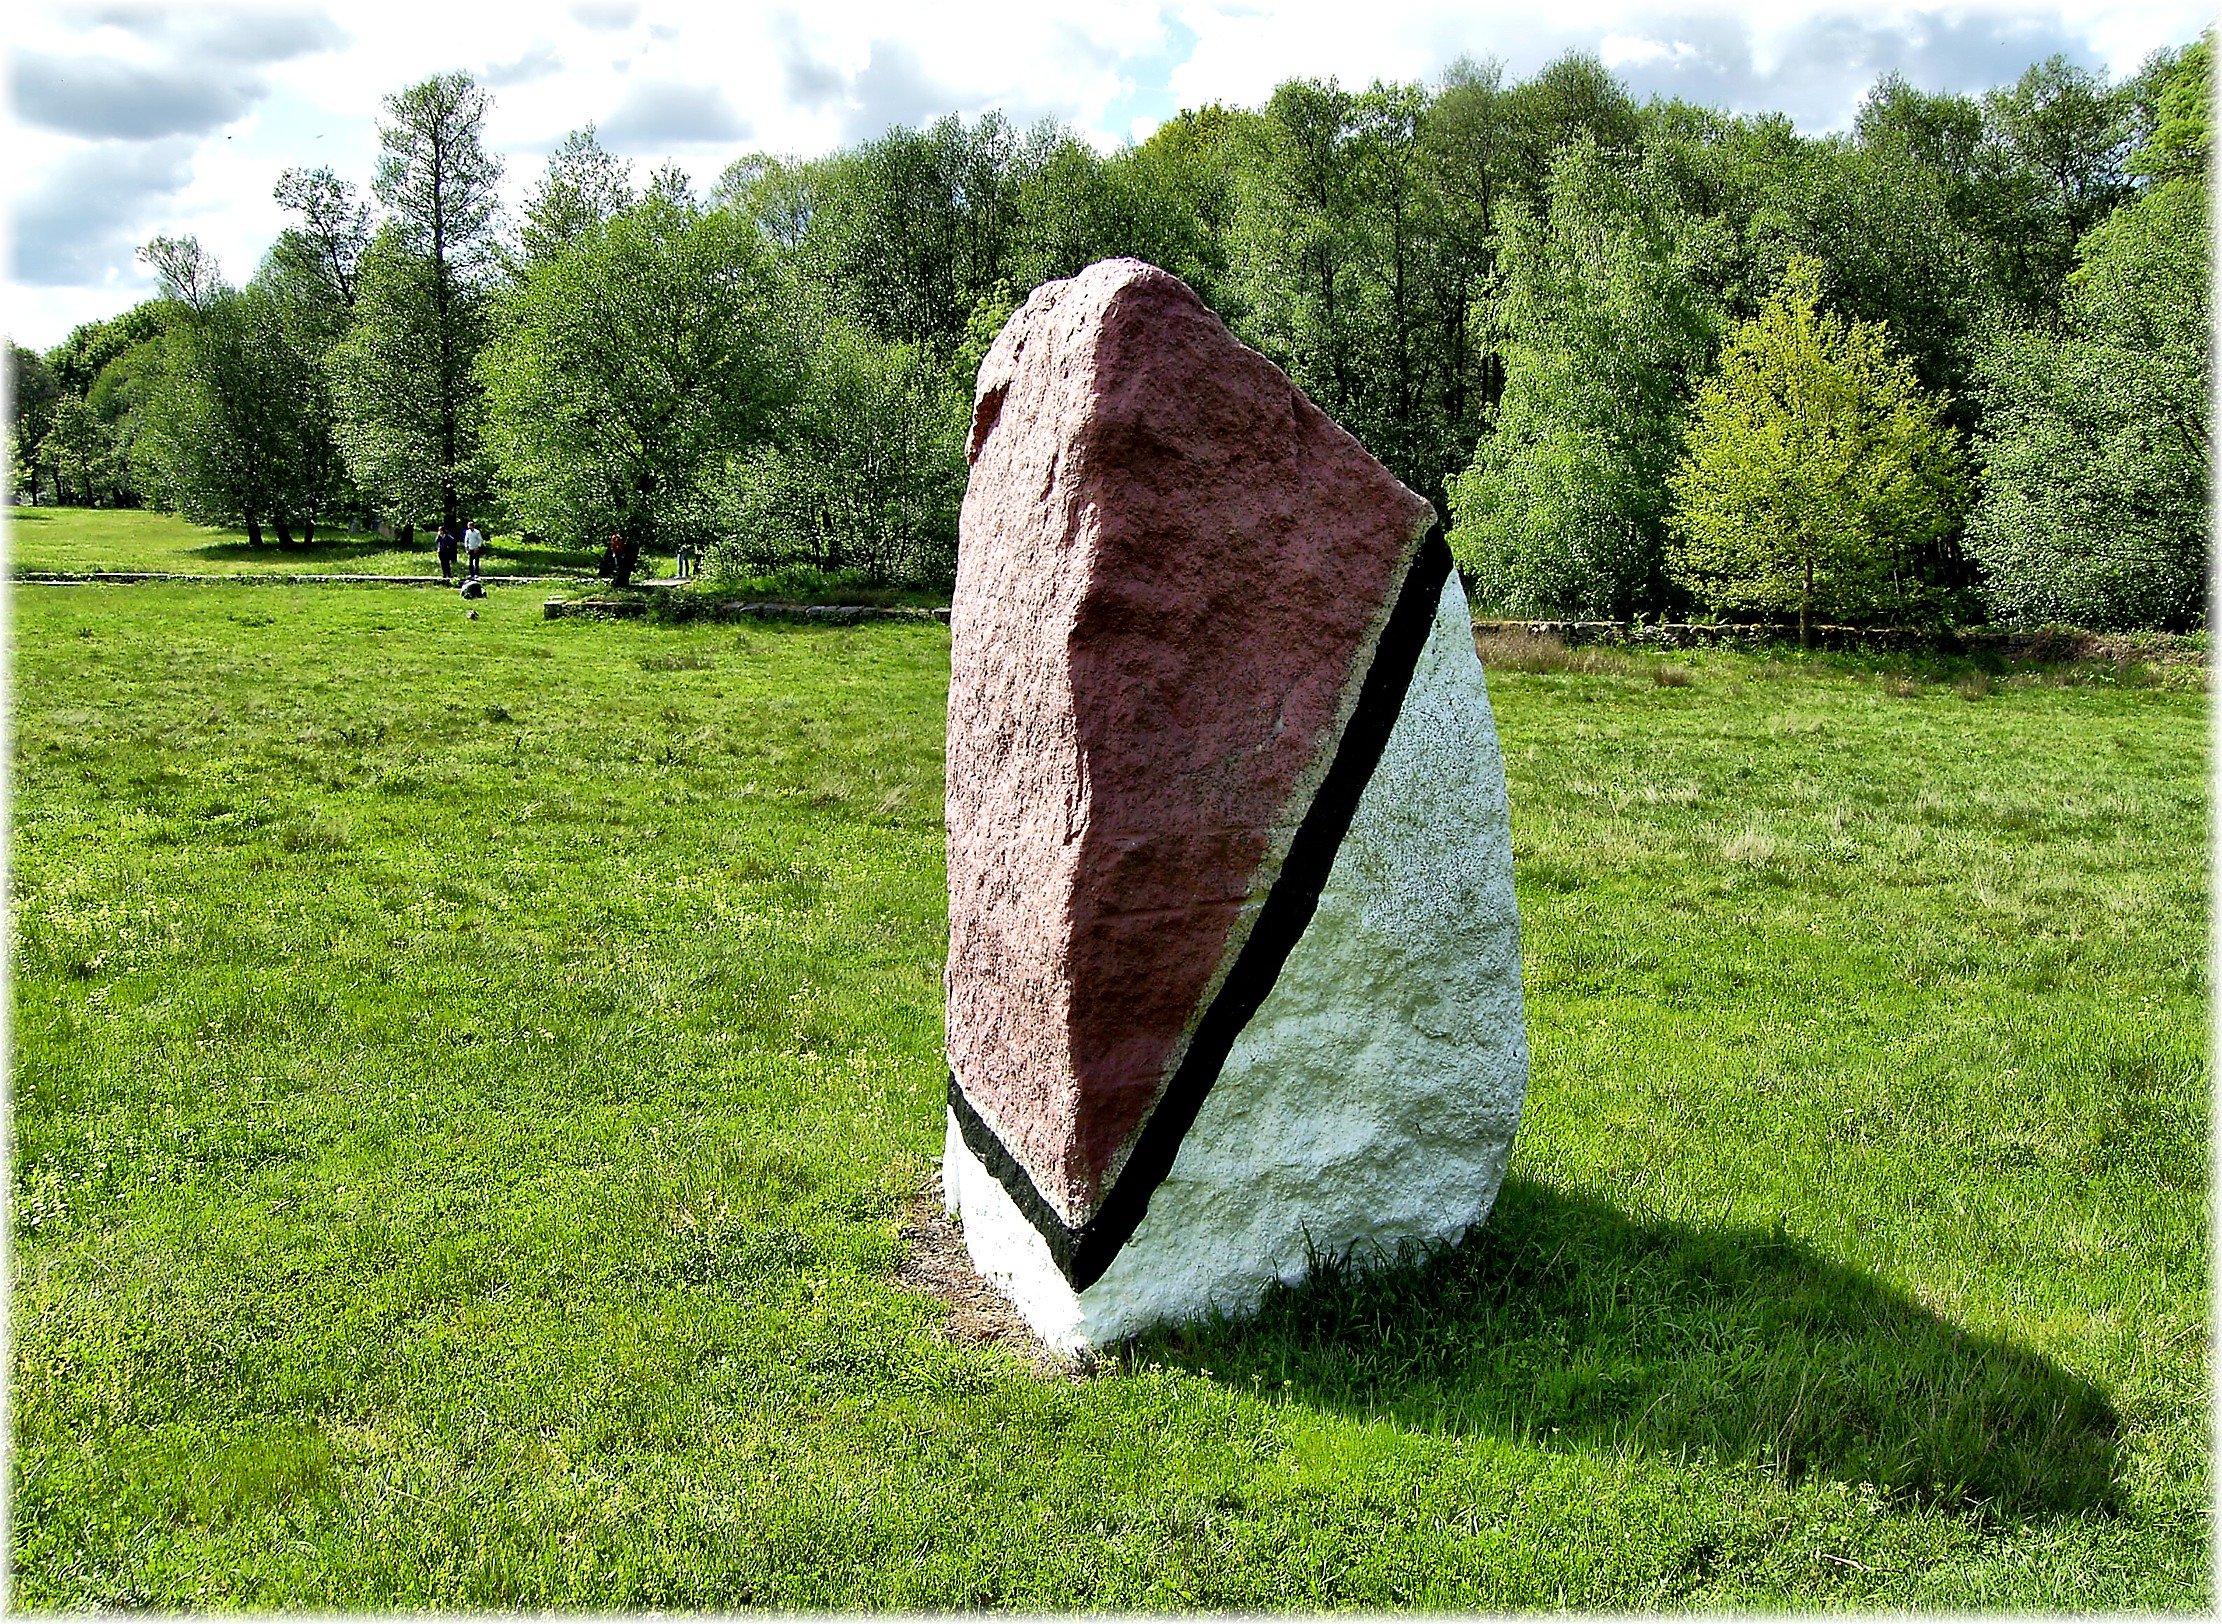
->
[{"left": 4, "top": 0, "right": 2207, "bottom": 349}]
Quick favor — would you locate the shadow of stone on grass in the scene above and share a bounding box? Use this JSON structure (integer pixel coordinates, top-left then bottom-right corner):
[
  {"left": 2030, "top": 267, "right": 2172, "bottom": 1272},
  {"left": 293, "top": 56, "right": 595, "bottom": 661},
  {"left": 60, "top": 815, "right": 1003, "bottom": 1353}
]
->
[{"left": 1133, "top": 1176, "right": 2121, "bottom": 1520}]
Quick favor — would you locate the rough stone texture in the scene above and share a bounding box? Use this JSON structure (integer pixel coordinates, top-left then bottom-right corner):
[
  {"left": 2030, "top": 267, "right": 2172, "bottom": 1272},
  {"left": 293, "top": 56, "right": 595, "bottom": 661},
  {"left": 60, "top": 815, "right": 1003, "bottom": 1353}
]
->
[
  {"left": 947, "top": 572, "right": 1527, "bottom": 1348},
  {"left": 946, "top": 258, "right": 1434, "bottom": 1227}
]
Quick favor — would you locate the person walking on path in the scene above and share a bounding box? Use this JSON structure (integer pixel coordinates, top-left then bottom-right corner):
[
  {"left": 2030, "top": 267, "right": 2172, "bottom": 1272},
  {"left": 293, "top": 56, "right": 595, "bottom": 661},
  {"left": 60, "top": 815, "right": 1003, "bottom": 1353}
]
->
[
  {"left": 435, "top": 522, "right": 458, "bottom": 582},
  {"left": 464, "top": 520, "right": 486, "bottom": 578},
  {"left": 674, "top": 541, "right": 695, "bottom": 580}
]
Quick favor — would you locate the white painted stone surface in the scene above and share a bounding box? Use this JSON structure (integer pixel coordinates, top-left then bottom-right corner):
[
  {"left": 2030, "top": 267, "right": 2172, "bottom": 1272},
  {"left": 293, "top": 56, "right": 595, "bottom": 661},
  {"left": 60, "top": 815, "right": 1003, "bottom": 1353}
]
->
[{"left": 948, "top": 572, "right": 1529, "bottom": 1350}]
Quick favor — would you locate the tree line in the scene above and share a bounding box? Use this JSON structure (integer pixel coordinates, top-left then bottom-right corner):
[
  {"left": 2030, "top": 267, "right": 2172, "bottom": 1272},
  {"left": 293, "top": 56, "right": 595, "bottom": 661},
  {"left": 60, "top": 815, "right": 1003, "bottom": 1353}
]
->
[{"left": 7, "top": 36, "right": 2208, "bottom": 628}]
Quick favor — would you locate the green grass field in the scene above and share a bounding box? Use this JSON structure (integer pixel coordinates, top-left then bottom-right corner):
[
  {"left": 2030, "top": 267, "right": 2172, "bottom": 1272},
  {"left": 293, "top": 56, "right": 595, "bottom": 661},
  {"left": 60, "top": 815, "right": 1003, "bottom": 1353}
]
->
[
  {"left": 8, "top": 569, "right": 2208, "bottom": 1608},
  {"left": 7, "top": 505, "right": 604, "bottom": 579}
]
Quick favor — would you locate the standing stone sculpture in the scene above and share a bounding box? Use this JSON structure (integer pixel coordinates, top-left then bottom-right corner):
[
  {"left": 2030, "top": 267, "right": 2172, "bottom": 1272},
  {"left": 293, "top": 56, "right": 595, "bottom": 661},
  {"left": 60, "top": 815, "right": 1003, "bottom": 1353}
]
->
[{"left": 943, "top": 258, "right": 1527, "bottom": 1351}]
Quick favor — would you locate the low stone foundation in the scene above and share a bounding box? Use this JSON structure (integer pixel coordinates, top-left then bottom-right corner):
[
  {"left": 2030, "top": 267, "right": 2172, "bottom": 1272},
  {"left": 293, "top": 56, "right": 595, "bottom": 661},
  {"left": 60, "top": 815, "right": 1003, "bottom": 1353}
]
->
[{"left": 1474, "top": 618, "right": 2208, "bottom": 662}]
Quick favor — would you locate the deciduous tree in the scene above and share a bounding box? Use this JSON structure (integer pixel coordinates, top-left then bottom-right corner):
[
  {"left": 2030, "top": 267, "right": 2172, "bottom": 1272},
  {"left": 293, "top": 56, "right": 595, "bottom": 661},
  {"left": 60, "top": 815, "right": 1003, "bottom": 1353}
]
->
[
  {"left": 1449, "top": 143, "right": 1720, "bottom": 617},
  {"left": 716, "top": 319, "right": 966, "bottom": 587},
  {"left": 37, "top": 396, "right": 117, "bottom": 508},
  {"left": 1229, "top": 76, "right": 1489, "bottom": 504},
  {"left": 10, "top": 342, "right": 62, "bottom": 501},
  {"left": 517, "top": 126, "right": 633, "bottom": 270},
  {"left": 1666, "top": 260, "right": 1969, "bottom": 641},
  {"left": 137, "top": 241, "right": 345, "bottom": 545},
  {"left": 1964, "top": 174, "right": 2208, "bottom": 629},
  {"left": 479, "top": 170, "right": 788, "bottom": 556},
  {"left": 329, "top": 72, "right": 503, "bottom": 529},
  {"left": 271, "top": 166, "right": 371, "bottom": 310}
]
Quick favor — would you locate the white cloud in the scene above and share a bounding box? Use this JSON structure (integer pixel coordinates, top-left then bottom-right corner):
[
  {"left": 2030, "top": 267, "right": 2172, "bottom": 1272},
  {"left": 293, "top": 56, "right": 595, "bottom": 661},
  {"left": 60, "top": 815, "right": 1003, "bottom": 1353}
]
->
[
  {"left": 484, "top": 42, "right": 564, "bottom": 87},
  {"left": 570, "top": 2, "right": 643, "bottom": 31},
  {"left": 1600, "top": 34, "right": 1700, "bottom": 71},
  {"left": 12, "top": 137, "right": 199, "bottom": 286},
  {"left": 600, "top": 80, "right": 754, "bottom": 148},
  {"left": 12, "top": 49, "right": 268, "bottom": 139}
]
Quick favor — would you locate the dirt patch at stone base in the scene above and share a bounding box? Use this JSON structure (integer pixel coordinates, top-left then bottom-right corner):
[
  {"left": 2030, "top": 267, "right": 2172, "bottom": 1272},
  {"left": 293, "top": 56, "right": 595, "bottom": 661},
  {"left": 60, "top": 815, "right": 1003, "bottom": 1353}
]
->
[{"left": 894, "top": 1174, "right": 1090, "bottom": 1376}]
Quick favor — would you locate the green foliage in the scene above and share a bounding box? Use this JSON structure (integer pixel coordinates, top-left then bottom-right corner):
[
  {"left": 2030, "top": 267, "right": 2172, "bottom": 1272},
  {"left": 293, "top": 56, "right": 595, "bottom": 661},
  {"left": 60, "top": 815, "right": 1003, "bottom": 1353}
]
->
[
  {"left": 1128, "top": 104, "right": 1246, "bottom": 266},
  {"left": 1667, "top": 261, "right": 1970, "bottom": 637},
  {"left": 1448, "top": 144, "right": 1720, "bottom": 617},
  {"left": 804, "top": 113, "right": 1044, "bottom": 355},
  {"left": 517, "top": 126, "right": 634, "bottom": 270},
  {"left": 138, "top": 265, "right": 348, "bottom": 544},
  {"left": 713, "top": 320, "right": 967, "bottom": 588},
  {"left": 270, "top": 166, "right": 371, "bottom": 311},
  {"left": 329, "top": 73, "right": 504, "bottom": 529},
  {"left": 713, "top": 152, "right": 821, "bottom": 251},
  {"left": 2127, "top": 32, "right": 2211, "bottom": 184},
  {"left": 1226, "top": 76, "right": 1490, "bottom": 503},
  {"left": 1012, "top": 132, "right": 1225, "bottom": 301},
  {"left": 478, "top": 172, "right": 787, "bottom": 555},
  {"left": 36, "top": 394, "right": 120, "bottom": 507},
  {"left": 1976, "top": 55, "right": 2139, "bottom": 318},
  {"left": 25, "top": 299, "right": 179, "bottom": 508},
  {"left": 1854, "top": 74, "right": 1987, "bottom": 183},
  {"left": 1498, "top": 49, "right": 1643, "bottom": 203},
  {"left": 35, "top": 38, "right": 2209, "bottom": 616},
  {"left": 1965, "top": 178, "right": 2210, "bottom": 631},
  {"left": 372, "top": 72, "right": 504, "bottom": 271},
  {"left": 89, "top": 334, "right": 171, "bottom": 505},
  {"left": 1740, "top": 130, "right": 1990, "bottom": 417},
  {"left": 11, "top": 339, "right": 63, "bottom": 498},
  {"left": 327, "top": 224, "right": 498, "bottom": 528},
  {"left": 41, "top": 298, "right": 176, "bottom": 399}
]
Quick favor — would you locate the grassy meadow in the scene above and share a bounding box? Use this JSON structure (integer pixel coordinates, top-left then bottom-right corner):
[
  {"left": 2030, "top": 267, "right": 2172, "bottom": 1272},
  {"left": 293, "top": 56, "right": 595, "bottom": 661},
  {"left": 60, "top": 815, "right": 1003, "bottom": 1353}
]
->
[
  {"left": 7, "top": 565, "right": 2209, "bottom": 1607},
  {"left": 8, "top": 505, "right": 604, "bottom": 580}
]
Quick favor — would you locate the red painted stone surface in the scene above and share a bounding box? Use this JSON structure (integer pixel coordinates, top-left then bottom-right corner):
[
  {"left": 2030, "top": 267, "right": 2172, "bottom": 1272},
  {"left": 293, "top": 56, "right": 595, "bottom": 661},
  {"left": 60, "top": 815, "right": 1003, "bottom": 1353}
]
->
[{"left": 945, "top": 258, "right": 1435, "bottom": 1227}]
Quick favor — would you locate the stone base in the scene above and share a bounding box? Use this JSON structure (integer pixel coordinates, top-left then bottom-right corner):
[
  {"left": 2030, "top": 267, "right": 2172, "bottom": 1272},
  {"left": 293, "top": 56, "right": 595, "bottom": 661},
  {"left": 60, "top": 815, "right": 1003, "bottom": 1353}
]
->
[{"left": 944, "top": 573, "right": 1527, "bottom": 1350}]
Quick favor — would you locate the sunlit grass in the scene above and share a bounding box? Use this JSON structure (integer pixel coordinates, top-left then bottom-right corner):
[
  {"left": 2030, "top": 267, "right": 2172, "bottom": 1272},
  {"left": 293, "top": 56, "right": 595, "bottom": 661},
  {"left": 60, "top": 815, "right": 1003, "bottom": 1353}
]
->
[
  {"left": 7, "top": 505, "right": 605, "bottom": 578},
  {"left": 9, "top": 580, "right": 2207, "bottom": 1608}
]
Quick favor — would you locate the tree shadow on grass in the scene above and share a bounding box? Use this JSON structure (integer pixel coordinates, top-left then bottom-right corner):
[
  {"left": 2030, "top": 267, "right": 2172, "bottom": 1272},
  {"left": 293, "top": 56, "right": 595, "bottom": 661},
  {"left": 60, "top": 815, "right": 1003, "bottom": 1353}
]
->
[
  {"left": 181, "top": 536, "right": 598, "bottom": 575},
  {"left": 1139, "top": 1176, "right": 2120, "bottom": 1520}
]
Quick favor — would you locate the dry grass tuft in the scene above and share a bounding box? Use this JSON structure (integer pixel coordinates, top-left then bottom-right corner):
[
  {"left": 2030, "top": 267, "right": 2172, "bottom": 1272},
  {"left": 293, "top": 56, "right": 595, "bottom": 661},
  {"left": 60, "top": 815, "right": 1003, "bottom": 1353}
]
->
[
  {"left": 1474, "top": 627, "right": 1693, "bottom": 687},
  {"left": 1723, "top": 828, "right": 1779, "bottom": 865}
]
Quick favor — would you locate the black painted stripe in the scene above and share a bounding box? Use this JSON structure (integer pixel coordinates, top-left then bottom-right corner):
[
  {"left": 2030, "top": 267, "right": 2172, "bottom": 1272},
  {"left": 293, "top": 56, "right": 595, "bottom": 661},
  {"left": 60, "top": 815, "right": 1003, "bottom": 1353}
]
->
[{"left": 950, "top": 530, "right": 1457, "bottom": 1291}]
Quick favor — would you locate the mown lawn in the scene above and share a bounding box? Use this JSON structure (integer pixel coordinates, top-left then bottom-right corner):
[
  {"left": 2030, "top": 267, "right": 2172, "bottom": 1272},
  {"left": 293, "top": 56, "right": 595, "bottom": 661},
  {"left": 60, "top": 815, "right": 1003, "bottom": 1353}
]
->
[
  {"left": 7, "top": 505, "right": 606, "bottom": 580},
  {"left": 8, "top": 577, "right": 2208, "bottom": 1608}
]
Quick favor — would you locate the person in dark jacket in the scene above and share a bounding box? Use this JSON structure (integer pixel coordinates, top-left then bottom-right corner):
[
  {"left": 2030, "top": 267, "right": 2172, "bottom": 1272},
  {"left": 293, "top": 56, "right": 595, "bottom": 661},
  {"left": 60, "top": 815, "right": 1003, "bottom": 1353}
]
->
[{"left": 435, "top": 522, "right": 459, "bottom": 581}]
